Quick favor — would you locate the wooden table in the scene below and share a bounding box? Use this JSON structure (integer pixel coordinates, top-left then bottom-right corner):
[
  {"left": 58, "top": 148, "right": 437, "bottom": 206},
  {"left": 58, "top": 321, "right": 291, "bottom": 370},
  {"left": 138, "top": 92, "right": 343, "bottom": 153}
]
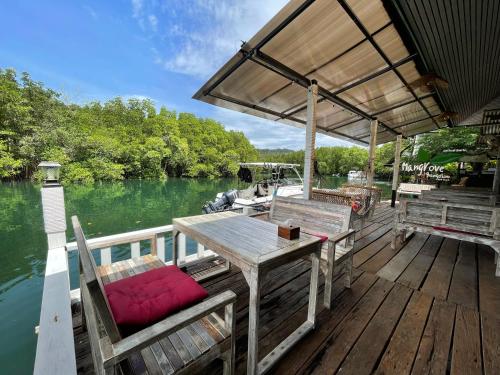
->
[{"left": 172, "top": 211, "right": 322, "bottom": 375}]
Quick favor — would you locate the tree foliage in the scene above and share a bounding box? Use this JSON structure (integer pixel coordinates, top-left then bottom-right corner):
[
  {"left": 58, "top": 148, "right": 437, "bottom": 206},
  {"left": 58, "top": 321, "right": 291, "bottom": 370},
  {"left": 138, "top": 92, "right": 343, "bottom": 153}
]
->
[
  {"left": 258, "top": 143, "right": 397, "bottom": 178},
  {"left": 0, "top": 68, "right": 258, "bottom": 183}
]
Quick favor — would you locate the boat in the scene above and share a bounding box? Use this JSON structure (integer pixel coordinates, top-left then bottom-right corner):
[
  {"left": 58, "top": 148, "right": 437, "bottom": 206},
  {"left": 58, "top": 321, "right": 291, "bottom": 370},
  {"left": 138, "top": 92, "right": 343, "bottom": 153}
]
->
[
  {"left": 202, "top": 162, "right": 303, "bottom": 213},
  {"left": 347, "top": 170, "right": 367, "bottom": 182}
]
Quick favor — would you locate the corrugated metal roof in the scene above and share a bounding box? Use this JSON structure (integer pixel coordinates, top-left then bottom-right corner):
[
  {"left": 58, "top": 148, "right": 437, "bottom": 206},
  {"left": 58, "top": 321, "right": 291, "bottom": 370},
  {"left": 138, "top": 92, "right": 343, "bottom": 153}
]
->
[
  {"left": 193, "top": 0, "right": 498, "bottom": 145},
  {"left": 389, "top": 0, "right": 500, "bottom": 126}
]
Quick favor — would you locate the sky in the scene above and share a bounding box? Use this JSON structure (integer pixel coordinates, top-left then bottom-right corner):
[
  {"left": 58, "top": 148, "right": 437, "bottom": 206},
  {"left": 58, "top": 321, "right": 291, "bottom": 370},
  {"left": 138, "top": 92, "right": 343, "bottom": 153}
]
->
[{"left": 0, "top": 0, "right": 352, "bottom": 150}]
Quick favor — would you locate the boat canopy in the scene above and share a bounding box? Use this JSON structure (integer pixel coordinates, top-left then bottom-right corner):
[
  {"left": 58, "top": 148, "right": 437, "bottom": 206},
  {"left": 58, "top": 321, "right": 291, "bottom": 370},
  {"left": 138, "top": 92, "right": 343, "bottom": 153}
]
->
[{"left": 194, "top": 0, "right": 500, "bottom": 146}]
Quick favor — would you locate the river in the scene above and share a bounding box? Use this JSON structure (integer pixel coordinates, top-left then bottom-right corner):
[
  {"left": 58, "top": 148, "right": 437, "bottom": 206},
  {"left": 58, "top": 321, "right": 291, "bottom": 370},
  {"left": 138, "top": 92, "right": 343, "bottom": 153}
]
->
[{"left": 0, "top": 177, "right": 391, "bottom": 374}]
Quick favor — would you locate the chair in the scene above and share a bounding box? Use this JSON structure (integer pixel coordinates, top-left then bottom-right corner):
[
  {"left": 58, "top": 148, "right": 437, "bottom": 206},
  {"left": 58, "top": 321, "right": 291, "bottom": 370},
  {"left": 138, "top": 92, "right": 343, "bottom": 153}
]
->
[
  {"left": 258, "top": 196, "right": 355, "bottom": 309},
  {"left": 72, "top": 216, "right": 236, "bottom": 374}
]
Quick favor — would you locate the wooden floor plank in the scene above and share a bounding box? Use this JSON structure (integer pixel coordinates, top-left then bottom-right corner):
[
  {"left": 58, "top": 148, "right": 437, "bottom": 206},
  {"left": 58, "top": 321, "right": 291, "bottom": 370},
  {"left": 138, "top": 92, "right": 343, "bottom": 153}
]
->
[
  {"left": 310, "top": 278, "right": 394, "bottom": 374},
  {"left": 375, "top": 291, "right": 433, "bottom": 375},
  {"left": 477, "top": 244, "right": 500, "bottom": 316},
  {"left": 271, "top": 273, "right": 379, "bottom": 375},
  {"left": 448, "top": 241, "right": 478, "bottom": 310},
  {"left": 451, "top": 305, "right": 482, "bottom": 375},
  {"left": 354, "top": 231, "right": 393, "bottom": 267},
  {"left": 481, "top": 313, "right": 500, "bottom": 375},
  {"left": 411, "top": 299, "right": 456, "bottom": 375},
  {"left": 377, "top": 233, "right": 429, "bottom": 282},
  {"left": 354, "top": 224, "right": 391, "bottom": 253},
  {"left": 360, "top": 243, "right": 400, "bottom": 274},
  {"left": 397, "top": 236, "right": 443, "bottom": 290},
  {"left": 333, "top": 283, "right": 413, "bottom": 375},
  {"left": 421, "top": 238, "right": 459, "bottom": 300}
]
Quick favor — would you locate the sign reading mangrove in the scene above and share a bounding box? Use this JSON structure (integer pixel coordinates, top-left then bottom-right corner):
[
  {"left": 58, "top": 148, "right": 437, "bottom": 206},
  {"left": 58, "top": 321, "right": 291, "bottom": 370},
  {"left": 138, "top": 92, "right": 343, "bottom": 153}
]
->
[{"left": 401, "top": 162, "right": 450, "bottom": 181}]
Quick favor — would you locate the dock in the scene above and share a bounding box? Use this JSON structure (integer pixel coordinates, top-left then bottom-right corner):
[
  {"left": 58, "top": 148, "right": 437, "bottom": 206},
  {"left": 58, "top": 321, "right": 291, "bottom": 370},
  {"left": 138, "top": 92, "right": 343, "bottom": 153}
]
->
[{"left": 72, "top": 204, "right": 500, "bottom": 374}]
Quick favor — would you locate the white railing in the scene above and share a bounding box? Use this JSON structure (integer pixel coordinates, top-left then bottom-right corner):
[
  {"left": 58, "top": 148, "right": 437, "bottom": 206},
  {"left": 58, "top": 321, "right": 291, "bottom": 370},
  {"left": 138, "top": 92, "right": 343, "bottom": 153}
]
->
[
  {"left": 65, "top": 224, "right": 215, "bottom": 268},
  {"left": 35, "top": 224, "right": 217, "bottom": 375}
]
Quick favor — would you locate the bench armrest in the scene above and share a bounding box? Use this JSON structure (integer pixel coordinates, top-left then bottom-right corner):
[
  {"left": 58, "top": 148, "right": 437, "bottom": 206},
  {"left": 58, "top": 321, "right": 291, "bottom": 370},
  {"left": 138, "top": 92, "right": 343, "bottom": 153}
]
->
[
  {"left": 103, "top": 290, "right": 237, "bottom": 366},
  {"left": 330, "top": 228, "right": 356, "bottom": 244}
]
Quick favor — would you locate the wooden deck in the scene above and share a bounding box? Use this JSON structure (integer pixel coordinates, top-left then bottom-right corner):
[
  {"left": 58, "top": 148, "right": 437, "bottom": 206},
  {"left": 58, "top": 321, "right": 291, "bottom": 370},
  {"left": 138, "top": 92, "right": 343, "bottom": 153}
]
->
[{"left": 74, "top": 204, "right": 500, "bottom": 374}]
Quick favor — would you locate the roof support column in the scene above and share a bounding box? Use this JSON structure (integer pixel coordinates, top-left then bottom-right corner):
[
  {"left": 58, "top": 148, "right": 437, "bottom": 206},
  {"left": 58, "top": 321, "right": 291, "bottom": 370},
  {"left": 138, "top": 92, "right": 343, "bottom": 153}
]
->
[
  {"left": 493, "top": 143, "right": 500, "bottom": 194},
  {"left": 391, "top": 135, "right": 402, "bottom": 207},
  {"left": 366, "top": 120, "right": 378, "bottom": 186},
  {"left": 303, "top": 80, "right": 318, "bottom": 200}
]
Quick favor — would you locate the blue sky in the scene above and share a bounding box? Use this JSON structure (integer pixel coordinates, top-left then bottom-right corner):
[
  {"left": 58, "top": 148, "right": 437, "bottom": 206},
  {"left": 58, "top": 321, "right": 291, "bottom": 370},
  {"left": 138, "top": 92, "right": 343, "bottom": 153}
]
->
[{"left": 0, "top": 0, "right": 352, "bottom": 149}]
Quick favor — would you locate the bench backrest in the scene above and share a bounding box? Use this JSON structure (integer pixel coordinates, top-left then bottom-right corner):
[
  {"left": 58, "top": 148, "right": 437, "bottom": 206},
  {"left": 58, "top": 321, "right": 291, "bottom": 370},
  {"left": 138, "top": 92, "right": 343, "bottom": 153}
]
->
[
  {"left": 72, "top": 216, "right": 121, "bottom": 343},
  {"left": 398, "top": 200, "right": 500, "bottom": 239},
  {"left": 421, "top": 189, "right": 497, "bottom": 206},
  {"left": 270, "top": 196, "right": 352, "bottom": 240},
  {"left": 398, "top": 183, "right": 436, "bottom": 193}
]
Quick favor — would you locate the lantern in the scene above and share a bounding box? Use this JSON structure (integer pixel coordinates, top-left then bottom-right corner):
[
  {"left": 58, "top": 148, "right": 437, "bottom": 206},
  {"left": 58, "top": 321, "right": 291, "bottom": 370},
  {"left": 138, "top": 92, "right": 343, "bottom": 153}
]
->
[{"left": 38, "top": 161, "right": 61, "bottom": 185}]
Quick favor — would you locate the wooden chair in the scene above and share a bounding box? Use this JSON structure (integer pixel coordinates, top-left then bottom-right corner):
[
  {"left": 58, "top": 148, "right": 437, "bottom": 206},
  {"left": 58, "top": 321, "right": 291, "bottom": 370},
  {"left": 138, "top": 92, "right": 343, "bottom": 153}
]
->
[
  {"left": 72, "top": 216, "right": 237, "bottom": 375},
  {"left": 393, "top": 200, "right": 500, "bottom": 276},
  {"left": 256, "top": 196, "right": 355, "bottom": 309}
]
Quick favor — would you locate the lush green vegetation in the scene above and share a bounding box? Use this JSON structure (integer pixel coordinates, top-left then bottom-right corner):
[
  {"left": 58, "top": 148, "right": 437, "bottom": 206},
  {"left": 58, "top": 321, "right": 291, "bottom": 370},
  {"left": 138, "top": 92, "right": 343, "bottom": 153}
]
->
[
  {"left": 0, "top": 68, "right": 258, "bottom": 183},
  {"left": 258, "top": 142, "right": 397, "bottom": 178},
  {"left": 1, "top": 68, "right": 481, "bottom": 184}
]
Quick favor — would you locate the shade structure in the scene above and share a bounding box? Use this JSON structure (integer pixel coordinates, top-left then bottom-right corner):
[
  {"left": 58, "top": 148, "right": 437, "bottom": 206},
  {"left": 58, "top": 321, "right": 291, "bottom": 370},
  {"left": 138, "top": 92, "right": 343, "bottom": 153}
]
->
[{"left": 193, "top": 0, "right": 500, "bottom": 146}]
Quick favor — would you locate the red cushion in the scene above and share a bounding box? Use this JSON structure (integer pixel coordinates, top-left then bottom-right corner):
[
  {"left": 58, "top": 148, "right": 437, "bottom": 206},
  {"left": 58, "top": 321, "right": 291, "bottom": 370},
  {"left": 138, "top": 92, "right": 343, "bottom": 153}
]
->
[{"left": 104, "top": 265, "right": 208, "bottom": 326}]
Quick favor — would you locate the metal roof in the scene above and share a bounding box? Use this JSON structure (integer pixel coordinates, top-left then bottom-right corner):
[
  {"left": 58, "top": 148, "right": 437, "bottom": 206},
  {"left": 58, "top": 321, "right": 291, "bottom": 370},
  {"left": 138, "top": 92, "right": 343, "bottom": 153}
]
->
[
  {"left": 391, "top": 0, "right": 500, "bottom": 127},
  {"left": 194, "top": 0, "right": 500, "bottom": 145}
]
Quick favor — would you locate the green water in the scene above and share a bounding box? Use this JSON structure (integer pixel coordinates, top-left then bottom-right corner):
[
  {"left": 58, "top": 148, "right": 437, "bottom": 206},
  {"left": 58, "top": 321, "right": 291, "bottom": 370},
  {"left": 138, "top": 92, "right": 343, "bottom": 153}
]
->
[{"left": 0, "top": 177, "right": 391, "bottom": 374}]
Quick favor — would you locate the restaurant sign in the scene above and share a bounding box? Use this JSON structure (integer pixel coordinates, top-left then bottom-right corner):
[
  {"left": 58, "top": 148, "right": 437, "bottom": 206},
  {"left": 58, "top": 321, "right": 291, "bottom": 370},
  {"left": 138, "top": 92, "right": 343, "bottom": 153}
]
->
[{"left": 401, "top": 162, "right": 450, "bottom": 181}]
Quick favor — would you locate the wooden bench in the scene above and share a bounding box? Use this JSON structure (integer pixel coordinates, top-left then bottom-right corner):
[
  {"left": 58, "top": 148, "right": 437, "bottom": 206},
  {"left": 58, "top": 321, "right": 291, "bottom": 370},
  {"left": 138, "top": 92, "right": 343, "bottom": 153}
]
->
[
  {"left": 393, "top": 200, "right": 500, "bottom": 276},
  {"left": 72, "top": 216, "right": 237, "bottom": 374},
  {"left": 256, "top": 196, "right": 355, "bottom": 309},
  {"left": 396, "top": 183, "right": 436, "bottom": 200},
  {"left": 312, "top": 185, "right": 380, "bottom": 233},
  {"left": 421, "top": 188, "right": 498, "bottom": 206}
]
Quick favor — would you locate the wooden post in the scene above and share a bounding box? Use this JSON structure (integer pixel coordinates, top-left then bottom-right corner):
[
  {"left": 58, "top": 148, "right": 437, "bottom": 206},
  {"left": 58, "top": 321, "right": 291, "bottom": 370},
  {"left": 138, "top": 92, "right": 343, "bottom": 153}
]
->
[
  {"left": 303, "top": 80, "right": 318, "bottom": 200},
  {"left": 493, "top": 145, "right": 500, "bottom": 194},
  {"left": 367, "top": 120, "right": 378, "bottom": 186},
  {"left": 391, "top": 135, "right": 402, "bottom": 207}
]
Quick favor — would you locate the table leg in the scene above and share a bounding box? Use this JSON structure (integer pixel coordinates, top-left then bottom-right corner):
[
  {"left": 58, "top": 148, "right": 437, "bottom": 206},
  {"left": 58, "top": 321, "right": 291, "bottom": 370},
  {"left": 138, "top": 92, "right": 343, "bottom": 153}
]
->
[
  {"left": 247, "top": 267, "right": 261, "bottom": 375},
  {"left": 172, "top": 229, "right": 179, "bottom": 266},
  {"left": 307, "top": 249, "right": 321, "bottom": 326}
]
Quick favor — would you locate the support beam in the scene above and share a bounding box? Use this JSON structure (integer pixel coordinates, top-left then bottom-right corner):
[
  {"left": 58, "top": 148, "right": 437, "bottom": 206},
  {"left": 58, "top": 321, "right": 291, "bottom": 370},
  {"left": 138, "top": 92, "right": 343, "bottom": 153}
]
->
[
  {"left": 303, "top": 81, "right": 318, "bottom": 199},
  {"left": 391, "top": 135, "right": 403, "bottom": 207},
  {"left": 251, "top": 51, "right": 400, "bottom": 136},
  {"left": 367, "top": 120, "right": 378, "bottom": 186}
]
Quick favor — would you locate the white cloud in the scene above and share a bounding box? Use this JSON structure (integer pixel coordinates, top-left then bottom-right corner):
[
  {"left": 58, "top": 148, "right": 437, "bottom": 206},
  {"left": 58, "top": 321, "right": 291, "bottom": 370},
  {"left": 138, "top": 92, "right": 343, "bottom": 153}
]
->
[
  {"left": 131, "top": 0, "right": 143, "bottom": 18},
  {"left": 212, "top": 107, "right": 353, "bottom": 150},
  {"left": 135, "top": 0, "right": 290, "bottom": 78},
  {"left": 148, "top": 15, "right": 158, "bottom": 31},
  {"left": 83, "top": 5, "right": 98, "bottom": 20}
]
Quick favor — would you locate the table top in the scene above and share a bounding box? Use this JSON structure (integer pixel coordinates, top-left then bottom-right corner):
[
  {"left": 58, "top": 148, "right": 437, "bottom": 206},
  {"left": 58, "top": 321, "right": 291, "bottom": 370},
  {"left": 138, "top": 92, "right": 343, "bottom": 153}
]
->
[{"left": 173, "top": 211, "right": 321, "bottom": 268}]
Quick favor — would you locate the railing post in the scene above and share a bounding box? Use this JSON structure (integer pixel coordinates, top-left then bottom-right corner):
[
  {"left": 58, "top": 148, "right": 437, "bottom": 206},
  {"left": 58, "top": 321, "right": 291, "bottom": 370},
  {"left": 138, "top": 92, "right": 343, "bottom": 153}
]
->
[{"left": 178, "top": 233, "right": 187, "bottom": 263}]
